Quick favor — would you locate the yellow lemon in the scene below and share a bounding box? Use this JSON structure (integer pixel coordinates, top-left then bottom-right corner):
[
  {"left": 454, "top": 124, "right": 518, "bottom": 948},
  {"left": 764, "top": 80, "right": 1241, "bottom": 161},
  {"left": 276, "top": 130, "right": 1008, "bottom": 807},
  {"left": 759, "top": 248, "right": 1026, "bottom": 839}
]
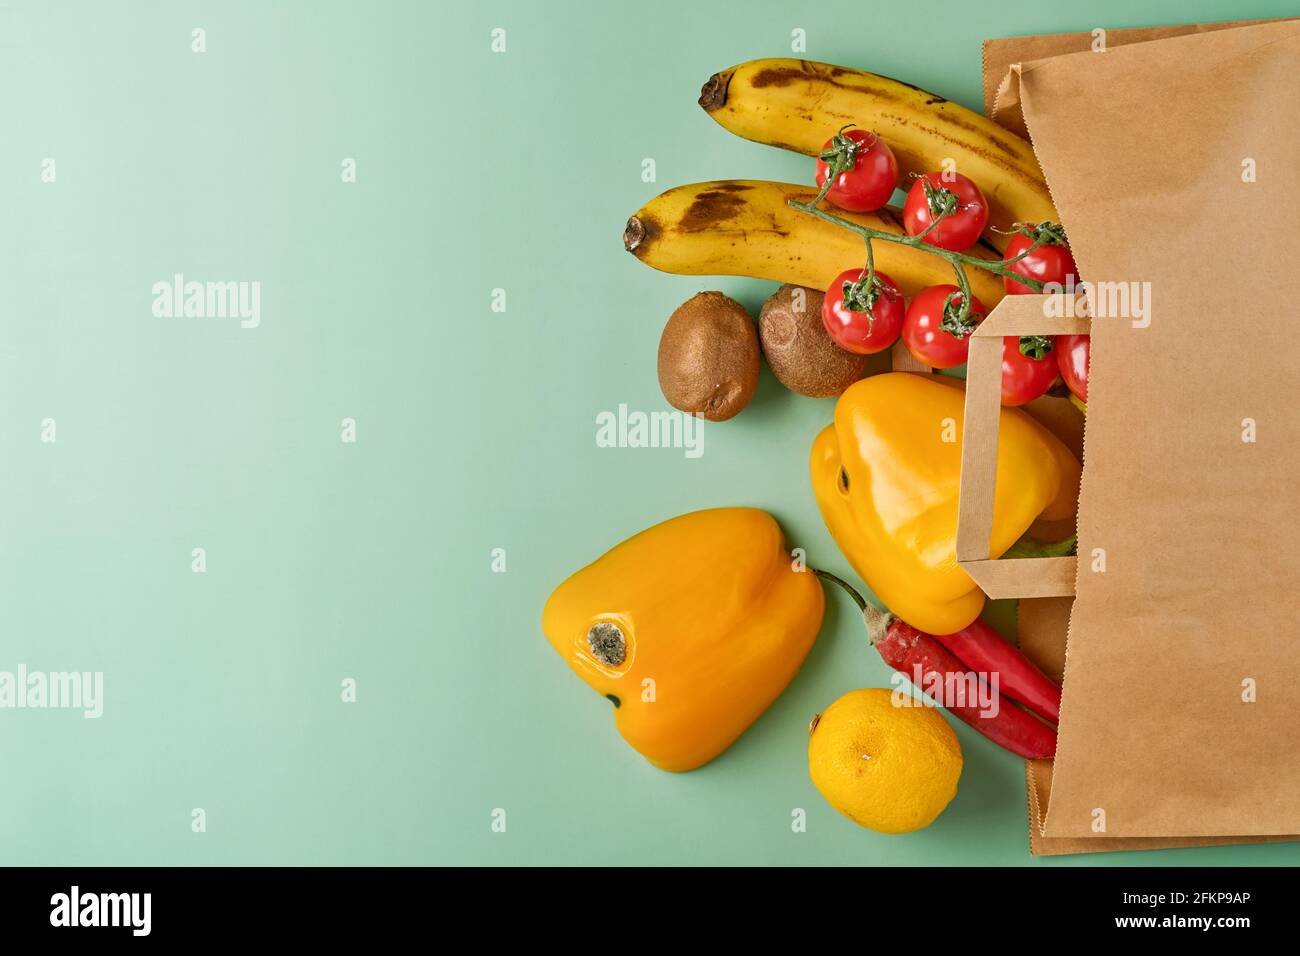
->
[{"left": 808, "top": 688, "right": 962, "bottom": 834}]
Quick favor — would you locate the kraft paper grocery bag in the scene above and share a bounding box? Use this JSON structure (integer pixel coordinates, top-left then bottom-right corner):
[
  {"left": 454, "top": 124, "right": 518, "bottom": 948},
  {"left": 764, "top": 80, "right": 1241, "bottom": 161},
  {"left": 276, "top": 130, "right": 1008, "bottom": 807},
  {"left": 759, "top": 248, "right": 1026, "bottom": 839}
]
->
[
  {"left": 969, "top": 19, "right": 1300, "bottom": 850},
  {"left": 1017, "top": 598, "right": 1296, "bottom": 855},
  {"left": 980, "top": 19, "right": 1286, "bottom": 125}
]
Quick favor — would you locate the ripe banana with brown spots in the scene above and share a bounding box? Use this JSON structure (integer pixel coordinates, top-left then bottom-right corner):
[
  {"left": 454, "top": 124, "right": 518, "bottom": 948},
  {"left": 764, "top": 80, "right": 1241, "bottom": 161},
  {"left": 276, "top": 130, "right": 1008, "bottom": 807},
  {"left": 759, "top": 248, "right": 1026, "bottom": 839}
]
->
[
  {"left": 698, "top": 58, "right": 1057, "bottom": 251},
  {"left": 623, "top": 180, "right": 1006, "bottom": 306}
]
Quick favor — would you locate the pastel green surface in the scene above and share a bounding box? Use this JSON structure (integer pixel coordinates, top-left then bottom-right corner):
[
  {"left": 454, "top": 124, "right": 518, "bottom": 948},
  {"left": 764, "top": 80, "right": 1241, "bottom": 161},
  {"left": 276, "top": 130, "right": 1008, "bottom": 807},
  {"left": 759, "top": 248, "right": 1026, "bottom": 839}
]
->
[{"left": 2, "top": 0, "right": 1294, "bottom": 866}]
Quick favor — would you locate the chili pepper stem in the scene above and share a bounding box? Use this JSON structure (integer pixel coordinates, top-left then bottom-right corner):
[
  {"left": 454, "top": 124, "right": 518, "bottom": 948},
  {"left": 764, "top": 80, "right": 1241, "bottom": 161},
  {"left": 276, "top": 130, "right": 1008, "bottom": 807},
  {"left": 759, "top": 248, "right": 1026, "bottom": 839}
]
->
[
  {"left": 811, "top": 568, "right": 894, "bottom": 645},
  {"left": 811, "top": 568, "right": 865, "bottom": 610},
  {"left": 861, "top": 603, "right": 894, "bottom": 646}
]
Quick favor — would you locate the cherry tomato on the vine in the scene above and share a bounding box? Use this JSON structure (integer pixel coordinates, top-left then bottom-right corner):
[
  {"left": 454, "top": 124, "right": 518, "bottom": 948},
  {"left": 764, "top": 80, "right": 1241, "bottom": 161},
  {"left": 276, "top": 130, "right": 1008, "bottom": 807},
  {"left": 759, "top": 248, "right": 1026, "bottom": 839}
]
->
[
  {"left": 901, "top": 285, "right": 988, "bottom": 369},
  {"left": 821, "top": 268, "right": 905, "bottom": 355},
  {"left": 1056, "top": 333, "right": 1090, "bottom": 402},
  {"left": 1002, "top": 229, "right": 1079, "bottom": 295},
  {"left": 814, "top": 128, "right": 899, "bottom": 213},
  {"left": 903, "top": 172, "right": 988, "bottom": 252},
  {"left": 1001, "top": 336, "right": 1058, "bottom": 406}
]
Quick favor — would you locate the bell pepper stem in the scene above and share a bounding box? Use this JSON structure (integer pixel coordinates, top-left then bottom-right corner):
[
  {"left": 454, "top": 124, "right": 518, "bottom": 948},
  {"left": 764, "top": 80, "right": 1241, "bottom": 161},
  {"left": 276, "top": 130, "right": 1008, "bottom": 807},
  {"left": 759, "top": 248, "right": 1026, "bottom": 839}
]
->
[{"left": 811, "top": 568, "right": 894, "bottom": 645}]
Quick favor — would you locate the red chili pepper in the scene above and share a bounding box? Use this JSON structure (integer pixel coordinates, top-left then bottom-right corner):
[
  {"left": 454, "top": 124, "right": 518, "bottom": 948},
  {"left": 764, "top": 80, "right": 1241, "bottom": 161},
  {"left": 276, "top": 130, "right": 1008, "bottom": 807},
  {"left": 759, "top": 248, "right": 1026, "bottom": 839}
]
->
[
  {"left": 930, "top": 619, "right": 1061, "bottom": 724},
  {"left": 813, "top": 571, "right": 1058, "bottom": 760},
  {"left": 872, "top": 614, "right": 1057, "bottom": 759}
]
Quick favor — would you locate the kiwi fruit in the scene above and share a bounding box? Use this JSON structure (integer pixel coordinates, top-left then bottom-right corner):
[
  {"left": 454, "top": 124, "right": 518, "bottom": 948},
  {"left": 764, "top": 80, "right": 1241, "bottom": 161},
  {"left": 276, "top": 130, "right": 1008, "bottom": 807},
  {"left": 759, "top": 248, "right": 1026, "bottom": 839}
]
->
[
  {"left": 657, "top": 292, "right": 759, "bottom": 421},
  {"left": 759, "top": 284, "right": 869, "bottom": 398}
]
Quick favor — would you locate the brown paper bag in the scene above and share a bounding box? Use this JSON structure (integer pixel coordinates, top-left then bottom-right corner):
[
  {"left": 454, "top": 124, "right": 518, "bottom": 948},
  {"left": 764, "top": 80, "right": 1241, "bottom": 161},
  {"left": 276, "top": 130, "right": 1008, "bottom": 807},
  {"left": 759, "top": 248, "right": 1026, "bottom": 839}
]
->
[
  {"left": 980, "top": 19, "right": 1287, "bottom": 123},
  {"left": 965, "top": 19, "right": 1300, "bottom": 854}
]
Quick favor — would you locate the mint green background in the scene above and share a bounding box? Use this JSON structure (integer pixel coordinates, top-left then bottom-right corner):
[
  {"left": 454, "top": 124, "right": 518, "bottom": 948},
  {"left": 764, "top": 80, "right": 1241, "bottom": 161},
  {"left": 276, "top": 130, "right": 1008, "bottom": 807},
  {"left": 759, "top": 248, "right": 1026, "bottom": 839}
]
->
[{"left": 2, "top": 0, "right": 1295, "bottom": 866}]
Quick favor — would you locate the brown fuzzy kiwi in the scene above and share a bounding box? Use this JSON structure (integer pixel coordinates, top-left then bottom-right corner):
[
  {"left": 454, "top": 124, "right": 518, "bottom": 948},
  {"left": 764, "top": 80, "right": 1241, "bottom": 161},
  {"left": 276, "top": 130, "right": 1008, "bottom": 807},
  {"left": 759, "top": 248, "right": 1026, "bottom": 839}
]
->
[
  {"left": 759, "top": 284, "right": 869, "bottom": 398},
  {"left": 657, "top": 292, "right": 759, "bottom": 421}
]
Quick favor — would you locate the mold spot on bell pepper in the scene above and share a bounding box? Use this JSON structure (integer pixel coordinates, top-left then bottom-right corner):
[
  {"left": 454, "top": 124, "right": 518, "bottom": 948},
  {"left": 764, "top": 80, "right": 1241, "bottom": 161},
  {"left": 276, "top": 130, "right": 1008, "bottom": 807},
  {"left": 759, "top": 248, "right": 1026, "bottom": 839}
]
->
[
  {"left": 586, "top": 623, "right": 626, "bottom": 666},
  {"left": 810, "top": 372, "right": 1080, "bottom": 635},
  {"left": 541, "top": 508, "right": 824, "bottom": 772}
]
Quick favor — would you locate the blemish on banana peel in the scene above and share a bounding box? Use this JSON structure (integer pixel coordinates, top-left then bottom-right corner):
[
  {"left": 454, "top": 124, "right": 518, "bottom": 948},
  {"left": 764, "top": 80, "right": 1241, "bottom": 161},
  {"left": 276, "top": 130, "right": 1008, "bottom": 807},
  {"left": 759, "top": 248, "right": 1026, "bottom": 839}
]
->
[
  {"left": 587, "top": 622, "right": 626, "bottom": 666},
  {"left": 679, "top": 189, "right": 749, "bottom": 231},
  {"left": 748, "top": 63, "right": 910, "bottom": 105},
  {"left": 749, "top": 66, "right": 811, "bottom": 90},
  {"left": 904, "top": 116, "right": 1027, "bottom": 168},
  {"left": 733, "top": 61, "right": 1026, "bottom": 167}
]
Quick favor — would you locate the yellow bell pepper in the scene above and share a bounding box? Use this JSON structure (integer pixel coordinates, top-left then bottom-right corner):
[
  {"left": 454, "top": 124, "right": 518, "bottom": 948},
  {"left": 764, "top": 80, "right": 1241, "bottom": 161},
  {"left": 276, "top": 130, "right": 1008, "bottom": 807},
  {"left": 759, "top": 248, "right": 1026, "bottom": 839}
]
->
[
  {"left": 542, "top": 508, "right": 823, "bottom": 772},
  {"left": 810, "top": 373, "right": 1080, "bottom": 635}
]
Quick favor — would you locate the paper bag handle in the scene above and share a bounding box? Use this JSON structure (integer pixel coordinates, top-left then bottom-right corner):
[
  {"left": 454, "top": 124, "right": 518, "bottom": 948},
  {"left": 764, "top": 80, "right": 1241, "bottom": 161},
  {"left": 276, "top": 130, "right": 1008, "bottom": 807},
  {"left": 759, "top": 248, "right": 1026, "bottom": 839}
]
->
[{"left": 956, "top": 295, "right": 1089, "bottom": 599}]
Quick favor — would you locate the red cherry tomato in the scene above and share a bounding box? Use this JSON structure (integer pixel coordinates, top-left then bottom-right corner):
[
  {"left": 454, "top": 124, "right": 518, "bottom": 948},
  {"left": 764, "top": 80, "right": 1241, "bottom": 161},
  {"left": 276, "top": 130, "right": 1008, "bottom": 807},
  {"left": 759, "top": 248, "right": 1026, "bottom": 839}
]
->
[
  {"left": 903, "top": 172, "right": 989, "bottom": 252},
  {"left": 1001, "top": 337, "right": 1058, "bottom": 406},
  {"left": 1056, "top": 333, "right": 1090, "bottom": 402},
  {"left": 1003, "top": 230, "right": 1079, "bottom": 295},
  {"left": 821, "top": 268, "right": 905, "bottom": 355},
  {"left": 901, "top": 285, "right": 988, "bottom": 369},
  {"left": 814, "top": 128, "right": 899, "bottom": 213}
]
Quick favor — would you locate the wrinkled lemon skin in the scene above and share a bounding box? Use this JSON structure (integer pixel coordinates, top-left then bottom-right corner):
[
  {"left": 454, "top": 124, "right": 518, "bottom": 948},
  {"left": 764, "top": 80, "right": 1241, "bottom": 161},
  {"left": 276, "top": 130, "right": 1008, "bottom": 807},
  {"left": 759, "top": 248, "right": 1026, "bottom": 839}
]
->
[{"left": 809, "top": 688, "right": 962, "bottom": 834}]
